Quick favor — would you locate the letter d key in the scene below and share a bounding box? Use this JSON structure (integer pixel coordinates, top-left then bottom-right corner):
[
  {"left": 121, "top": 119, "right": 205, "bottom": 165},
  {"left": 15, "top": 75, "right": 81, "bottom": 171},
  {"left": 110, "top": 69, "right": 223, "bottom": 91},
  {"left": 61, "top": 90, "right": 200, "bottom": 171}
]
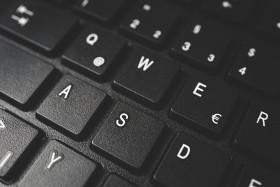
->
[{"left": 177, "top": 144, "right": 191, "bottom": 159}]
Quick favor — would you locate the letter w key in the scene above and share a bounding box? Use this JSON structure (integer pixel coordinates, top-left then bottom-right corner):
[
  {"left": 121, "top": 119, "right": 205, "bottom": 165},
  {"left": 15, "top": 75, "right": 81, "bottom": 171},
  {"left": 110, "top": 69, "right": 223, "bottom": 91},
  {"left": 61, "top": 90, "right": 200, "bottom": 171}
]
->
[
  {"left": 138, "top": 56, "right": 154, "bottom": 71},
  {"left": 114, "top": 47, "right": 179, "bottom": 106}
]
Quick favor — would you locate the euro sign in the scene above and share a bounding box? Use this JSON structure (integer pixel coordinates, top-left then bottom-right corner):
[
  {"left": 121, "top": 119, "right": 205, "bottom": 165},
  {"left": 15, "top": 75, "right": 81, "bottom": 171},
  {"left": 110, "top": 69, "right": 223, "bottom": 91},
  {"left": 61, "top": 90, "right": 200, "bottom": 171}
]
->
[{"left": 211, "top": 114, "right": 222, "bottom": 125}]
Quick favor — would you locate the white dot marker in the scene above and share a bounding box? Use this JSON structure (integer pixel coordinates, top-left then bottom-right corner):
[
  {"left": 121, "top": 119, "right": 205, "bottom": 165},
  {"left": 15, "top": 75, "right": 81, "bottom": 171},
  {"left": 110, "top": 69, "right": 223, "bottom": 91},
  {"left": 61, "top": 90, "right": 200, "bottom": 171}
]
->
[
  {"left": 143, "top": 4, "right": 151, "bottom": 11},
  {"left": 276, "top": 22, "right": 280, "bottom": 29}
]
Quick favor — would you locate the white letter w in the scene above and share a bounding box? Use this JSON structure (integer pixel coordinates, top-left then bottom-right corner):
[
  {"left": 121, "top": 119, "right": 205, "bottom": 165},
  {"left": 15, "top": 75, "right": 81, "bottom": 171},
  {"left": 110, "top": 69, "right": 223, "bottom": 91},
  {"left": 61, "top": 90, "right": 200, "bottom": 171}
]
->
[{"left": 137, "top": 56, "right": 154, "bottom": 71}]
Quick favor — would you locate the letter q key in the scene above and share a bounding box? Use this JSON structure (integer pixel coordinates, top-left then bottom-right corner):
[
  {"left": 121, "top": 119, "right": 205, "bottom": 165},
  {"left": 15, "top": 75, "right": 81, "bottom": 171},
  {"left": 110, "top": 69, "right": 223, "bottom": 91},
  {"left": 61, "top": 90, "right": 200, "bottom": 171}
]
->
[{"left": 86, "top": 33, "right": 98, "bottom": 46}]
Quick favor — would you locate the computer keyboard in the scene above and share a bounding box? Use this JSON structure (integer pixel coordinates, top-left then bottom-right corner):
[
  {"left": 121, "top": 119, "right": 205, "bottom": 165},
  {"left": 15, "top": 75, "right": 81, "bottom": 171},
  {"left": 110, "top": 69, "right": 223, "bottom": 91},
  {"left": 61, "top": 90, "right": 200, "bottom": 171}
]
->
[{"left": 0, "top": 0, "right": 279, "bottom": 186}]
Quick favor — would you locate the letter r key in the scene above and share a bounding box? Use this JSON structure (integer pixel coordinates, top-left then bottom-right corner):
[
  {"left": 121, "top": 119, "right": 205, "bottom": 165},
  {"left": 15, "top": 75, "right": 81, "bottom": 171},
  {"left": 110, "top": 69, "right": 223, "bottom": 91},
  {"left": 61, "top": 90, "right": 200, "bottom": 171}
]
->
[{"left": 235, "top": 102, "right": 280, "bottom": 165}]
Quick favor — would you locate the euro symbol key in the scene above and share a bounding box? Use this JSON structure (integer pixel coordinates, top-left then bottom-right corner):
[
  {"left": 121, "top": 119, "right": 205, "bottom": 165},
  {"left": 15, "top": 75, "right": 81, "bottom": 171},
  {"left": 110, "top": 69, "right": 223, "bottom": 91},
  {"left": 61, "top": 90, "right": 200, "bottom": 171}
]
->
[{"left": 211, "top": 113, "right": 222, "bottom": 125}]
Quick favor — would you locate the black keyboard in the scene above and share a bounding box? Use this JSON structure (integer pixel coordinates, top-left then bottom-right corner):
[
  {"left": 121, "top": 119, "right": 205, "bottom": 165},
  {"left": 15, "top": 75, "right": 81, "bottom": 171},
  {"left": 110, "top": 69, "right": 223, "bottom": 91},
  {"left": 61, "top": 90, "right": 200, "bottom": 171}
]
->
[{"left": 0, "top": 0, "right": 279, "bottom": 186}]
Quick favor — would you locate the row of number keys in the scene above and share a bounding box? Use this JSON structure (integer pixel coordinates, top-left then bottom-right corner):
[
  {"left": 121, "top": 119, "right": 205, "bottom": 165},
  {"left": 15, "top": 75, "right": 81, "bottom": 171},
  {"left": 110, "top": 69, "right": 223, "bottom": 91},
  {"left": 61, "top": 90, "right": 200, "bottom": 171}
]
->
[
  {"left": 119, "top": 0, "right": 280, "bottom": 96},
  {"left": 1, "top": 0, "right": 277, "bottom": 97},
  {"left": 63, "top": 21, "right": 280, "bottom": 98}
]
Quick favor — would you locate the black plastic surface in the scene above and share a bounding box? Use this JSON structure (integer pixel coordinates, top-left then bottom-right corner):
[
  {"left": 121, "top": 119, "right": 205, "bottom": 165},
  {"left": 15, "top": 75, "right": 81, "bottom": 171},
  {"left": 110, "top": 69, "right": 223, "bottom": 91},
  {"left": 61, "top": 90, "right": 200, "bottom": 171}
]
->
[{"left": 0, "top": 0, "right": 279, "bottom": 186}]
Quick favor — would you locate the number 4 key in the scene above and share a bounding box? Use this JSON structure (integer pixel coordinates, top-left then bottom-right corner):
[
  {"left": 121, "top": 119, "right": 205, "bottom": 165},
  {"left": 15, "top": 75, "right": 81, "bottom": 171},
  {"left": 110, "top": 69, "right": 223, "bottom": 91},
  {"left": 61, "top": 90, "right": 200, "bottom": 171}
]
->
[{"left": 228, "top": 39, "right": 280, "bottom": 95}]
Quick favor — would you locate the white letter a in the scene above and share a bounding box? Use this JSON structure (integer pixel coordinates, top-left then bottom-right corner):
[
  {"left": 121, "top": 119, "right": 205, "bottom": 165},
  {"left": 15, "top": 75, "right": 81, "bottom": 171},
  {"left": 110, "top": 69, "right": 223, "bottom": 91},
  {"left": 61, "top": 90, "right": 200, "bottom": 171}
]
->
[{"left": 58, "top": 84, "right": 72, "bottom": 100}]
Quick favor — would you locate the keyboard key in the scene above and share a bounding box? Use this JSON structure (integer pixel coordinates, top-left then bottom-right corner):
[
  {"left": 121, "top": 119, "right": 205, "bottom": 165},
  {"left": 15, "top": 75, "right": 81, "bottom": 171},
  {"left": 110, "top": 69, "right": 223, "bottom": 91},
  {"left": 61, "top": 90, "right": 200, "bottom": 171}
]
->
[
  {"left": 0, "top": 109, "right": 39, "bottom": 180},
  {"left": 0, "top": 0, "right": 77, "bottom": 54},
  {"left": 171, "top": 75, "right": 238, "bottom": 134},
  {"left": 203, "top": 0, "right": 256, "bottom": 24},
  {"left": 120, "top": 0, "right": 177, "bottom": 46},
  {"left": 113, "top": 47, "right": 179, "bottom": 106},
  {"left": 63, "top": 24, "right": 125, "bottom": 78},
  {"left": 19, "top": 140, "right": 97, "bottom": 187},
  {"left": 171, "top": 18, "right": 231, "bottom": 70},
  {"left": 0, "top": 40, "right": 54, "bottom": 107},
  {"left": 257, "top": 3, "right": 280, "bottom": 41},
  {"left": 92, "top": 102, "right": 165, "bottom": 170},
  {"left": 103, "top": 174, "right": 136, "bottom": 187},
  {"left": 236, "top": 165, "right": 280, "bottom": 187},
  {"left": 37, "top": 74, "right": 107, "bottom": 136},
  {"left": 234, "top": 102, "right": 280, "bottom": 164},
  {"left": 227, "top": 39, "right": 280, "bottom": 95},
  {"left": 74, "top": 0, "right": 126, "bottom": 23},
  {"left": 154, "top": 133, "right": 230, "bottom": 187}
]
